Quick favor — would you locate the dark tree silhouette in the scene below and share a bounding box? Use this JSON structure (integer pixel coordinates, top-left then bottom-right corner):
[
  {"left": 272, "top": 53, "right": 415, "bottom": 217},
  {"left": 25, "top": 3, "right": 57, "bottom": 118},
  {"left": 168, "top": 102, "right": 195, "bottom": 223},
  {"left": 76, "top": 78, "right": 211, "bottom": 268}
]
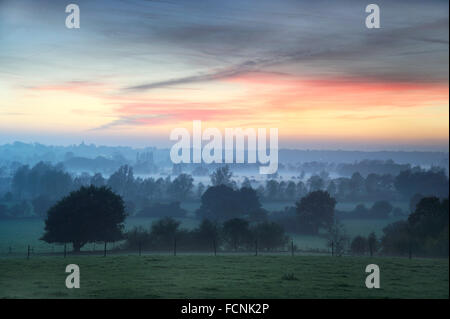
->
[
  {"left": 351, "top": 235, "right": 368, "bottom": 255},
  {"left": 197, "top": 185, "right": 261, "bottom": 220},
  {"left": 237, "top": 187, "right": 261, "bottom": 214},
  {"left": 295, "top": 191, "right": 336, "bottom": 235},
  {"left": 197, "top": 185, "right": 238, "bottom": 220},
  {"left": 408, "top": 197, "right": 449, "bottom": 240},
  {"left": 381, "top": 197, "right": 448, "bottom": 257},
  {"left": 252, "top": 222, "right": 289, "bottom": 251},
  {"left": 149, "top": 217, "right": 180, "bottom": 249},
  {"left": 222, "top": 218, "right": 253, "bottom": 251},
  {"left": 395, "top": 169, "right": 449, "bottom": 199},
  {"left": 192, "top": 219, "right": 222, "bottom": 250},
  {"left": 41, "top": 186, "right": 126, "bottom": 252},
  {"left": 380, "top": 221, "right": 411, "bottom": 255}
]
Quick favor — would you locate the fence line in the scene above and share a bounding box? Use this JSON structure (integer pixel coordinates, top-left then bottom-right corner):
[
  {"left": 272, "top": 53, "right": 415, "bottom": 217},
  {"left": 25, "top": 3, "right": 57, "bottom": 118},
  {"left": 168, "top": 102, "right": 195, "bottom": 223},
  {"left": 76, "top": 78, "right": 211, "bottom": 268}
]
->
[{"left": 1, "top": 243, "right": 420, "bottom": 260}]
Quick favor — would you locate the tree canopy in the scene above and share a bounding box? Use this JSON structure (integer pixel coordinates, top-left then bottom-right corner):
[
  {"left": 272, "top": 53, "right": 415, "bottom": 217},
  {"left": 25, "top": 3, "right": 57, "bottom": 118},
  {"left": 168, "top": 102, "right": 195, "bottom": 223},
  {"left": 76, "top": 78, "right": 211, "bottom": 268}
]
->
[
  {"left": 197, "top": 185, "right": 261, "bottom": 220},
  {"left": 295, "top": 191, "right": 336, "bottom": 235},
  {"left": 41, "top": 186, "right": 127, "bottom": 252}
]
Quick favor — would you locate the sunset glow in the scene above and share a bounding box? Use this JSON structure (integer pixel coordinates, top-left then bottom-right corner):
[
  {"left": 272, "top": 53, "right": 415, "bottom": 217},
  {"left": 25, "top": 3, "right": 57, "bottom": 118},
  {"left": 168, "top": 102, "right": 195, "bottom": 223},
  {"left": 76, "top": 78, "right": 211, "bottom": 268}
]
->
[{"left": 0, "top": 0, "right": 448, "bottom": 150}]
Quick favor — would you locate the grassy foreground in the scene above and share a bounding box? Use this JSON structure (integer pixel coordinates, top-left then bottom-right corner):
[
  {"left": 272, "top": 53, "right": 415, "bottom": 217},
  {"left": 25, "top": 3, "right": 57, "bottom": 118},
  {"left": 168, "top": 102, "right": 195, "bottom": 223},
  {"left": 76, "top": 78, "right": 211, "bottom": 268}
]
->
[{"left": 0, "top": 255, "right": 448, "bottom": 299}]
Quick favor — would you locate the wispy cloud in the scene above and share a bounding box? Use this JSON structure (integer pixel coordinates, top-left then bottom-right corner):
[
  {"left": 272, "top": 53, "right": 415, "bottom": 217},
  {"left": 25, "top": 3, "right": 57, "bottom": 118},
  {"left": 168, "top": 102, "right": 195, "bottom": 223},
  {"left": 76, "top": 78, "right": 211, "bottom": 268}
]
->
[
  {"left": 90, "top": 114, "right": 170, "bottom": 131},
  {"left": 122, "top": 60, "right": 268, "bottom": 92}
]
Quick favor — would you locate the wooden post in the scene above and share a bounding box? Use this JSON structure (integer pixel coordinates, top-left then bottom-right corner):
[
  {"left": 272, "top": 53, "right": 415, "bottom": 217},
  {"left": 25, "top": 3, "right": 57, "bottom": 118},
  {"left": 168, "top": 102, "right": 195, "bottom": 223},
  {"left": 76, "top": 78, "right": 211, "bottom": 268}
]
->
[
  {"left": 138, "top": 242, "right": 142, "bottom": 257},
  {"left": 27, "top": 245, "right": 30, "bottom": 259},
  {"left": 331, "top": 241, "right": 334, "bottom": 256},
  {"left": 213, "top": 239, "right": 217, "bottom": 256},
  {"left": 104, "top": 241, "right": 107, "bottom": 257},
  {"left": 291, "top": 240, "right": 294, "bottom": 257},
  {"left": 173, "top": 238, "right": 177, "bottom": 256},
  {"left": 64, "top": 243, "right": 67, "bottom": 258},
  {"left": 255, "top": 240, "right": 258, "bottom": 256},
  {"left": 408, "top": 241, "right": 412, "bottom": 260}
]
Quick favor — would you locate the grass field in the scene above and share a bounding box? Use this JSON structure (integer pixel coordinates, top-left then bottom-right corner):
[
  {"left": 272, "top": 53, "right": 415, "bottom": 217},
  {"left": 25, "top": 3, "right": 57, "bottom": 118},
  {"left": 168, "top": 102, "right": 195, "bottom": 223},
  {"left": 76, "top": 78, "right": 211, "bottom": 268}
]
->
[{"left": 0, "top": 255, "right": 447, "bottom": 299}]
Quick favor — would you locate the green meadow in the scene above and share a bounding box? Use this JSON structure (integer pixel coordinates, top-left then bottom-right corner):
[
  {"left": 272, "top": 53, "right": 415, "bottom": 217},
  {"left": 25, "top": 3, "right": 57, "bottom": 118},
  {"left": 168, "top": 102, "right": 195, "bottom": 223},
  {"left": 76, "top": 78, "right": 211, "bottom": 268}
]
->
[{"left": 0, "top": 255, "right": 447, "bottom": 299}]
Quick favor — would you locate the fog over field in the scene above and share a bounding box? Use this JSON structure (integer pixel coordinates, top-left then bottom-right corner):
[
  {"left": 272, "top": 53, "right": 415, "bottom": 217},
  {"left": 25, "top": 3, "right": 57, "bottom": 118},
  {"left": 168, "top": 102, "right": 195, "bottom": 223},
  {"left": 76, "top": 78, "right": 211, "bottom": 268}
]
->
[{"left": 0, "top": 141, "right": 448, "bottom": 260}]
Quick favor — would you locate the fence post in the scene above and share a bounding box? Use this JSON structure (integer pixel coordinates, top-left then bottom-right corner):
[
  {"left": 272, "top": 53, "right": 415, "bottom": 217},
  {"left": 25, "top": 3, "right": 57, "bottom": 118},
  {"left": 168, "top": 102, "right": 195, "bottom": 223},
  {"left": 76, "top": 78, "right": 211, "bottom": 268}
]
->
[
  {"left": 213, "top": 239, "right": 217, "bottom": 256},
  {"left": 104, "top": 241, "right": 107, "bottom": 257},
  {"left": 27, "top": 245, "right": 30, "bottom": 259},
  {"left": 138, "top": 242, "right": 142, "bottom": 256},
  {"left": 408, "top": 241, "right": 412, "bottom": 260},
  {"left": 291, "top": 240, "right": 294, "bottom": 257},
  {"left": 64, "top": 243, "right": 67, "bottom": 258},
  {"left": 173, "top": 238, "right": 177, "bottom": 256},
  {"left": 331, "top": 241, "right": 334, "bottom": 256}
]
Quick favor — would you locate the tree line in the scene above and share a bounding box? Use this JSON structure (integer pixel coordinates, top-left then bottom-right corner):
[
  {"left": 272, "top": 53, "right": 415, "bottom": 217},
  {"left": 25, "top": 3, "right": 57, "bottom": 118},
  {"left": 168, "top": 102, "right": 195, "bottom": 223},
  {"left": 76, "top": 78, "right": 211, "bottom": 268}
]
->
[
  {"left": 124, "top": 217, "right": 289, "bottom": 252},
  {"left": 1, "top": 162, "right": 447, "bottom": 220},
  {"left": 36, "top": 185, "right": 448, "bottom": 257}
]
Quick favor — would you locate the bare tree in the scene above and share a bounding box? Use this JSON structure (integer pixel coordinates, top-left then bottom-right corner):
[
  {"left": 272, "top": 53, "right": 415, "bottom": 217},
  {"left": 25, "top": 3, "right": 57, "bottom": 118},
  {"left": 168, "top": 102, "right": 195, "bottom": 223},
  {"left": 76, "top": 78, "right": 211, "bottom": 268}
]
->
[{"left": 326, "top": 219, "right": 349, "bottom": 256}]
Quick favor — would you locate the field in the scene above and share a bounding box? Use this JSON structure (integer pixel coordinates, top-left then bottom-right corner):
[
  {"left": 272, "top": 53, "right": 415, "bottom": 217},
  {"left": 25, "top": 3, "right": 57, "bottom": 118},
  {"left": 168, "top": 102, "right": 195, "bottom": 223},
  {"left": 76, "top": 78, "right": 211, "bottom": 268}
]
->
[{"left": 0, "top": 255, "right": 448, "bottom": 299}]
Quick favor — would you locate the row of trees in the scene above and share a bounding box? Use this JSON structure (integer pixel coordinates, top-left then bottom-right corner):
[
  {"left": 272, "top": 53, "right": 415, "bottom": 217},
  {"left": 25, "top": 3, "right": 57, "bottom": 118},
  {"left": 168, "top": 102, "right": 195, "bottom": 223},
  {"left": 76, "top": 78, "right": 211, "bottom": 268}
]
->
[
  {"left": 196, "top": 186, "right": 339, "bottom": 236},
  {"left": 261, "top": 169, "right": 448, "bottom": 202},
  {"left": 380, "top": 197, "right": 448, "bottom": 257},
  {"left": 348, "top": 197, "right": 449, "bottom": 257},
  {"left": 39, "top": 185, "right": 289, "bottom": 253},
  {"left": 336, "top": 201, "right": 405, "bottom": 219},
  {"left": 10, "top": 162, "right": 195, "bottom": 203},
  {"left": 38, "top": 184, "right": 448, "bottom": 257},
  {"left": 10, "top": 162, "right": 449, "bottom": 204},
  {"left": 38, "top": 185, "right": 329, "bottom": 252},
  {"left": 124, "top": 217, "right": 289, "bottom": 252}
]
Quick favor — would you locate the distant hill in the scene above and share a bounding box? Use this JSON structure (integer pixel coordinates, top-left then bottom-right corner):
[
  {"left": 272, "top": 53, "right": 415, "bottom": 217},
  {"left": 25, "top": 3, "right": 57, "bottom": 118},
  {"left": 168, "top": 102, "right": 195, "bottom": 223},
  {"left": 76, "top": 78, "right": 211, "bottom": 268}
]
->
[{"left": 0, "top": 142, "right": 447, "bottom": 171}]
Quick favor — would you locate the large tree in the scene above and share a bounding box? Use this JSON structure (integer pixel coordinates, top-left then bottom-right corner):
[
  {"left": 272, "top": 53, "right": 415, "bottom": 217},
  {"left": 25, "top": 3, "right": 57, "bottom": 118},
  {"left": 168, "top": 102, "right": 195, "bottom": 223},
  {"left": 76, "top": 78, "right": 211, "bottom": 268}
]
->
[
  {"left": 41, "top": 186, "right": 127, "bottom": 252},
  {"left": 295, "top": 191, "right": 336, "bottom": 235},
  {"left": 408, "top": 197, "right": 449, "bottom": 241}
]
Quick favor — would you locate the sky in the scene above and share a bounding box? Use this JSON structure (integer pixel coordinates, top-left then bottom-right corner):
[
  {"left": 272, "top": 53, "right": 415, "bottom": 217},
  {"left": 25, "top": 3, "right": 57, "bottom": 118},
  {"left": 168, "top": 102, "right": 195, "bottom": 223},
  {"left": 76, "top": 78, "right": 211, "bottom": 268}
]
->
[{"left": 0, "top": 0, "right": 448, "bottom": 151}]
